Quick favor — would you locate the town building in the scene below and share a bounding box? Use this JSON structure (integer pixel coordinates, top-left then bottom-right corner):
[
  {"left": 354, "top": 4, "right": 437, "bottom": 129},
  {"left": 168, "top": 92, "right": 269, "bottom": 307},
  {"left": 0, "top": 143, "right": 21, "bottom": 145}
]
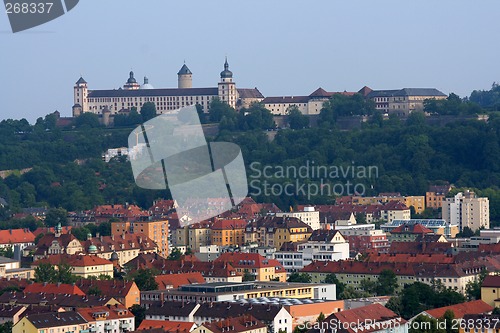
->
[
  {"left": 32, "top": 254, "right": 114, "bottom": 278},
  {"left": 381, "top": 219, "right": 459, "bottom": 238},
  {"left": 137, "top": 320, "right": 196, "bottom": 333},
  {"left": 155, "top": 272, "right": 205, "bottom": 289},
  {"left": 442, "top": 191, "right": 490, "bottom": 231},
  {"left": 459, "top": 314, "right": 500, "bottom": 333},
  {"left": 24, "top": 282, "right": 86, "bottom": 296},
  {"left": 76, "top": 279, "right": 141, "bottom": 308},
  {"left": 337, "top": 194, "right": 425, "bottom": 214},
  {"left": 308, "top": 303, "right": 407, "bottom": 333},
  {"left": 415, "top": 300, "right": 493, "bottom": 321},
  {"left": 210, "top": 219, "right": 247, "bottom": 248},
  {"left": 215, "top": 252, "right": 287, "bottom": 282},
  {"left": 274, "top": 230, "right": 349, "bottom": 273},
  {"left": 34, "top": 224, "right": 84, "bottom": 259},
  {"left": 0, "top": 291, "right": 118, "bottom": 310},
  {"left": 13, "top": 312, "right": 88, "bottom": 333},
  {"left": 481, "top": 275, "right": 500, "bottom": 307},
  {"left": 426, "top": 184, "right": 452, "bottom": 209},
  {"left": 125, "top": 253, "right": 242, "bottom": 283},
  {"left": 244, "top": 216, "right": 313, "bottom": 250},
  {"left": 0, "top": 256, "right": 34, "bottom": 279},
  {"left": 276, "top": 207, "right": 321, "bottom": 230},
  {"left": 141, "top": 281, "right": 336, "bottom": 305},
  {"left": 77, "top": 304, "right": 135, "bottom": 333},
  {"left": 388, "top": 223, "right": 434, "bottom": 242},
  {"left": 190, "top": 315, "right": 266, "bottom": 333},
  {"left": 0, "top": 229, "right": 35, "bottom": 251},
  {"left": 172, "top": 221, "right": 213, "bottom": 252},
  {"left": 72, "top": 60, "right": 263, "bottom": 117},
  {"left": 301, "top": 252, "right": 500, "bottom": 294},
  {"left": 0, "top": 305, "right": 26, "bottom": 324}
]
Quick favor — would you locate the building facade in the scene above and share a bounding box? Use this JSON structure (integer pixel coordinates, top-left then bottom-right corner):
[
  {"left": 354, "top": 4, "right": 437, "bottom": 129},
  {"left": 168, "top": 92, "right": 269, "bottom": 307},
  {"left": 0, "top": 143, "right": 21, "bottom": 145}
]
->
[{"left": 442, "top": 191, "right": 490, "bottom": 231}]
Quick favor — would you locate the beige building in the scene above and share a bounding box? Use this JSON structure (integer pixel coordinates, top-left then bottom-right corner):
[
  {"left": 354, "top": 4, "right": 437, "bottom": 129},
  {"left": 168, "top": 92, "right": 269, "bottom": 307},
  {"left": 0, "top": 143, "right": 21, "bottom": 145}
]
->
[
  {"left": 363, "top": 87, "right": 447, "bottom": 116},
  {"left": 72, "top": 59, "right": 263, "bottom": 117},
  {"left": 443, "top": 191, "right": 490, "bottom": 232},
  {"left": 172, "top": 221, "right": 212, "bottom": 252},
  {"left": 276, "top": 206, "right": 321, "bottom": 230},
  {"left": 32, "top": 254, "right": 114, "bottom": 278}
]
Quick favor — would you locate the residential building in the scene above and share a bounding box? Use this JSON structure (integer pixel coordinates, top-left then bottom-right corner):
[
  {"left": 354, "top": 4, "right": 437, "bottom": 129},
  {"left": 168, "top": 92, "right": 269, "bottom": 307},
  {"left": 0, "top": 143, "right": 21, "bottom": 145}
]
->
[
  {"left": 301, "top": 252, "right": 500, "bottom": 294},
  {"left": 83, "top": 233, "right": 158, "bottom": 266},
  {"left": 32, "top": 254, "right": 114, "bottom": 278},
  {"left": 77, "top": 279, "right": 141, "bottom": 308},
  {"left": 0, "top": 229, "right": 35, "bottom": 251},
  {"left": 274, "top": 230, "right": 349, "bottom": 273},
  {"left": 245, "top": 216, "right": 313, "bottom": 250},
  {"left": 443, "top": 191, "right": 490, "bottom": 231},
  {"left": 24, "top": 282, "right": 86, "bottom": 296},
  {"left": 130, "top": 220, "right": 169, "bottom": 257},
  {"left": 0, "top": 256, "right": 34, "bottom": 279},
  {"left": 172, "top": 221, "right": 213, "bottom": 252},
  {"left": 388, "top": 223, "right": 434, "bottom": 242},
  {"left": 337, "top": 194, "right": 425, "bottom": 214},
  {"left": 91, "top": 204, "right": 150, "bottom": 223},
  {"left": 141, "top": 281, "right": 336, "bottom": 305},
  {"left": 211, "top": 219, "right": 247, "bottom": 247},
  {"left": 137, "top": 320, "right": 196, "bottom": 332},
  {"left": 381, "top": 201, "right": 410, "bottom": 224},
  {"left": 0, "top": 305, "right": 26, "bottom": 324},
  {"left": 34, "top": 224, "right": 84, "bottom": 259},
  {"left": 416, "top": 300, "right": 493, "bottom": 320},
  {"left": 125, "top": 253, "right": 242, "bottom": 283},
  {"left": 0, "top": 292, "right": 118, "bottom": 310},
  {"left": 308, "top": 304, "right": 407, "bottom": 333},
  {"left": 481, "top": 275, "right": 500, "bottom": 307},
  {"left": 195, "top": 245, "right": 221, "bottom": 262},
  {"left": 155, "top": 272, "right": 205, "bottom": 289},
  {"left": 77, "top": 304, "right": 135, "bottom": 333},
  {"left": 336, "top": 227, "right": 390, "bottom": 255},
  {"left": 426, "top": 184, "right": 452, "bottom": 209},
  {"left": 215, "top": 252, "right": 287, "bottom": 282},
  {"left": 381, "top": 219, "right": 459, "bottom": 238},
  {"left": 72, "top": 60, "right": 263, "bottom": 117},
  {"left": 276, "top": 207, "right": 321, "bottom": 230},
  {"left": 13, "top": 311, "right": 88, "bottom": 333},
  {"left": 191, "top": 315, "right": 266, "bottom": 333}
]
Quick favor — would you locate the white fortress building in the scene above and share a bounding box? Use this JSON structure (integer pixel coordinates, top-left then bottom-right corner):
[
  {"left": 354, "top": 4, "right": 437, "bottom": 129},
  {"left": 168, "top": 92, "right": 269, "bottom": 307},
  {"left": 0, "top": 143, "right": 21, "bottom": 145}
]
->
[{"left": 72, "top": 59, "right": 264, "bottom": 117}]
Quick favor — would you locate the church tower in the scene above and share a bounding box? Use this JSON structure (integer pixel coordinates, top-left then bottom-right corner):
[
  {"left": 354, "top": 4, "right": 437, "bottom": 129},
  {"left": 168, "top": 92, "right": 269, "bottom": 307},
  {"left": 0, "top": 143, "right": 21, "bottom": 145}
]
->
[
  {"left": 218, "top": 58, "right": 237, "bottom": 108},
  {"left": 177, "top": 64, "right": 192, "bottom": 89},
  {"left": 124, "top": 71, "right": 140, "bottom": 90},
  {"left": 73, "top": 76, "right": 88, "bottom": 117}
]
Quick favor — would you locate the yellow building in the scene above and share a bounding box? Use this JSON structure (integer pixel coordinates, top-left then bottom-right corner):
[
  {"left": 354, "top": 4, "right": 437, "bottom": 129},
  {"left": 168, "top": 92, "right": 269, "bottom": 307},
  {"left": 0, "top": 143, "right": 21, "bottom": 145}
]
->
[
  {"left": 481, "top": 275, "right": 500, "bottom": 307},
  {"left": 245, "top": 216, "right": 312, "bottom": 250},
  {"left": 211, "top": 219, "right": 247, "bottom": 247},
  {"left": 131, "top": 220, "right": 169, "bottom": 257},
  {"left": 32, "top": 254, "right": 114, "bottom": 278},
  {"left": 13, "top": 311, "right": 88, "bottom": 333}
]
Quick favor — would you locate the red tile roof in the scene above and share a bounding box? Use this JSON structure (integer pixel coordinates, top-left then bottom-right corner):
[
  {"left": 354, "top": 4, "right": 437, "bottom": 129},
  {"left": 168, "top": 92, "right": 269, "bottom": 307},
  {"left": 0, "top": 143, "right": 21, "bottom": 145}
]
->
[
  {"left": 76, "top": 279, "right": 137, "bottom": 299},
  {"left": 33, "top": 226, "right": 72, "bottom": 237},
  {"left": 391, "top": 223, "right": 433, "bottom": 234},
  {"left": 216, "top": 252, "right": 285, "bottom": 270},
  {"left": 0, "top": 229, "right": 35, "bottom": 244},
  {"left": 201, "top": 315, "right": 266, "bottom": 333},
  {"left": 24, "top": 282, "right": 86, "bottom": 296},
  {"left": 424, "top": 300, "right": 493, "bottom": 319},
  {"left": 155, "top": 272, "right": 205, "bottom": 289},
  {"left": 482, "top": 275, "right": 500, "bottom": 288},
  {"left": 32, "top": 254, "right": 113, "bottom": 267},
  {"left": 77, "top": 304, "right": 134, "bottom": 321},
  {"left": 138, "top": 320, "right": 195, "bottom": 332},
  {"left": 211, "top": 219, "right": 247, "bottom": 230}
]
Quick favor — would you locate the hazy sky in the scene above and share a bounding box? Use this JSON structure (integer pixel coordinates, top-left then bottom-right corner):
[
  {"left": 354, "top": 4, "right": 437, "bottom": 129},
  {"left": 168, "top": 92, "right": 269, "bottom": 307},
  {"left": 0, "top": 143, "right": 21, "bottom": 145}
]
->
[{"left": 1, "top": 0, "right": 500, "bottom": 122}]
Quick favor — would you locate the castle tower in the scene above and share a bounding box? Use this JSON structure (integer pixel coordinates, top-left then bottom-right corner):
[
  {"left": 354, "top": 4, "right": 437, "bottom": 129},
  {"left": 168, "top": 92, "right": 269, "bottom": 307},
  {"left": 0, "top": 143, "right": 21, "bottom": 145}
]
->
[
  {"left": 73, "top": 76, "right": 88, "bottom": 116},
  {"left": 177, "top": 64, "right": 192, "bottom": 89},
  {"left": 218, "top": 57, "right": 237, "bottom": 108},
  {"left": 123, "top": 71, "right": 140, "bottom": 90}
]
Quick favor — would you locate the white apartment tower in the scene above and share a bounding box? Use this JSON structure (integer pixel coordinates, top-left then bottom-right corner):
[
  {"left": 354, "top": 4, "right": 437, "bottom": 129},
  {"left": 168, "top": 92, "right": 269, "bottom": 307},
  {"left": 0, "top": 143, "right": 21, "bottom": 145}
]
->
[{"left": 442, "top": 191, "right": 489, "bottom": 232}]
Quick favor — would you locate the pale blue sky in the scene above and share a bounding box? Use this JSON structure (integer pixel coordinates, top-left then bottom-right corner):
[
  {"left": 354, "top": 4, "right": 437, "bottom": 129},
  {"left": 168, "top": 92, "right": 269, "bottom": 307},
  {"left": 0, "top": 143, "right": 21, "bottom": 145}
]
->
[{"left": 1, "top": 0, "right": 500, "bottom": 122}]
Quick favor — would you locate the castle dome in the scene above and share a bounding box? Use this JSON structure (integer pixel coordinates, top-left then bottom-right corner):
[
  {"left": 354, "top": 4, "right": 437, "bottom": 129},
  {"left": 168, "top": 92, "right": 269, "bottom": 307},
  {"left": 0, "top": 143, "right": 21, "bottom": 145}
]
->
[
  {"left": 88, "top": 244, "right": 98, "bottom": 253},
  {"left": 127, "top": 71, "right": 137, "bottom": 84},
  {"left": 110, "top": 251, "right": 119, "bottom": 261},
  {"left": 220, "top": 58, "right": 233, "bottom": 78},
  {"left": 141, "top": 76, "right": 154, "bottom": 89}
]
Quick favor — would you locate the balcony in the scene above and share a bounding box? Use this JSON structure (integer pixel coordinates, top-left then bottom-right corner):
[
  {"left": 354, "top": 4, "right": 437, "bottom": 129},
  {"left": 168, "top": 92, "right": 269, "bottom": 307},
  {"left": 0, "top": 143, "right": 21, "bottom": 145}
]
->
[{"left": 120, "top": 323, "right": 130, "bottom": 330}]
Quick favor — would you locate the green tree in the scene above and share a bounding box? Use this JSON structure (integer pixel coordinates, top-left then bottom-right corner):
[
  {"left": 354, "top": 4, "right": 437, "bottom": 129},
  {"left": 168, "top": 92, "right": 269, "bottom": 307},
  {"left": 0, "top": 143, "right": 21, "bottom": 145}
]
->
[
  {"left": 87, "top": 285, "right": 102, "bottom": 296},
  {"left": 130, "top": 268, "right": 158, "bottom": 291},
  {"left": 167, "top": 248, "right": 182, "bottom": 261},
  {"left": 208, "top": 98, "right": 237, "bottom": 123},
  {"left": 376, "top": 269, "right": 398, "bottom": 295},
  {"left": 75, "top": 113, "right": 101, "bottom": 128},
  {"left": 465, "top": 269, "right": 488, "bottom": 300},
  {"left": 317, "top": 312, "right": 325, "bottom": 322},
  {"left": 45, "top": 207, "right": 68, "bottom": 227},
  {"left": 287, "top": 272, "right": 312, "bottom": 283},
  {"left": 409, "top": 314, "right": 444, "bottom": 333},
  {"left": 140, "top": 102, "right": 157, "bottom": 122},
  {"left": 34, "top": 263, "right": 57, "bottom": 282},
  {"left": 129, "top": 304, "right": 146, "bottom": 329},
  {"left": 0, "top": 321, "right": 13, "bottom": 333},
  {"left": 287, "top": 106, "right": 309, "bottom": 129},
  {"left": 324, "top": 273, "right": 345, "bottom": 298},
  {"left": 242, "top": 269, "right": 256, "bottom": 282},
  {"left": 440, "top": 310, "right": 457, "bottom": 333}
]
